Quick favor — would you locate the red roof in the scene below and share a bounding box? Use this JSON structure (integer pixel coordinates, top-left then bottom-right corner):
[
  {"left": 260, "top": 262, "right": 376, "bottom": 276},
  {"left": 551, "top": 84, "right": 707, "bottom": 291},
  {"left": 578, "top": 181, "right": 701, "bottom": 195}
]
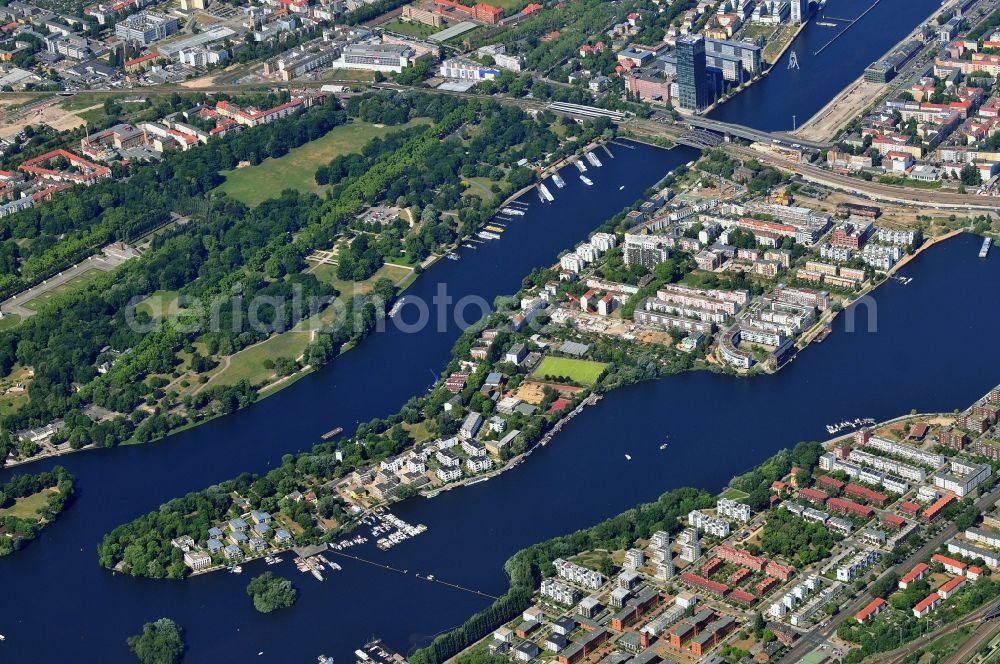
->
[
  {"left": 817, "top": 475, "right": 845, "bottom": 491},
  {"left": 882, "top": 513, "right": 906, "bottom": 528},
  {"left": 923, "top": 495, "right": 955, "bottom": 522},
  {"left": 474, "top": 2, "right": 502, "bottom": 16},
  {"left": 932, "top": 553, "right": 967, "bottom": 571},
  {"left": 900, "top": 562, "right": 928, "bottom": 585},
  {"left": 939, "top": 576, "right": 965, "bottom": 594},
  {"left": 125, "top": 52, "right": 160, "bottom": 67},
  {"left": 730, "top": 589, "right": 756, "bottom": 605},
  {"left": 845, "top": 483, "right": 888, "bottom": 504},
  {"left": 827, "top": 497, "right": 873, "bottom": 518},
  {"left": 900, "top": 501, "right": 921, "bottom": 515},
  {"left": 680, "top": 572, "right": 728, "bottom": 595},
  {"left": 855, "top": 597, "right": 886, "bottom": 622},
  {"left": 913, "top": 593, "right": 940, "bottom": 613},
  {"left": 798, "top": 487, "right": 828, "bottom": 503}
]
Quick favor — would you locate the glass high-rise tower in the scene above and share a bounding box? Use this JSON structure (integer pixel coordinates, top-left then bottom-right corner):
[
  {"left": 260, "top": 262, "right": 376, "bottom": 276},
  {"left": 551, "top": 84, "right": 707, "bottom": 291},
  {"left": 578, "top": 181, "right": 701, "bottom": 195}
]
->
[{"left": 677, "top": 34, "right": 711, "bottom": 112}]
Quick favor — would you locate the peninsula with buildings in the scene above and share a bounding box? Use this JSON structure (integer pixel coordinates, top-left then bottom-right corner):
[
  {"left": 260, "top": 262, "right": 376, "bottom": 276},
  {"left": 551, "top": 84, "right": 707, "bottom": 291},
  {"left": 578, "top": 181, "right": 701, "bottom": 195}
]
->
[
  {"left": 0, "top": 0, "right": 999, "bottom": 660},
  {"left": 410, "top": 384, "right": 1000, "bottom": 664}
]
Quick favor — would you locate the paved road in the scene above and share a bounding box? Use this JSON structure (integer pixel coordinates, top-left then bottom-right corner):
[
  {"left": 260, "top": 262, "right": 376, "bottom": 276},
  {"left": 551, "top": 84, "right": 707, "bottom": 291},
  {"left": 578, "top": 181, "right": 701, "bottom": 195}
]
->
[
  {"left": 779, "top": 483, "right": 1000, "bottom": 663},
  {"left": 626, "top": 118, "right": 1000, "bottom": 211}
]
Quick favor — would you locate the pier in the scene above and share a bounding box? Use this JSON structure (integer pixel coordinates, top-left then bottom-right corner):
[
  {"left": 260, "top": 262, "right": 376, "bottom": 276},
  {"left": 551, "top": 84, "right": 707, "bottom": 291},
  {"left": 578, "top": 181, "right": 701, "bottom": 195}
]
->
[
  {"left": 814, "top": 0, "right": 883, "bottom": 56},
  {"left": 981, "top": 237, "right": 992, "bottom": 258}
]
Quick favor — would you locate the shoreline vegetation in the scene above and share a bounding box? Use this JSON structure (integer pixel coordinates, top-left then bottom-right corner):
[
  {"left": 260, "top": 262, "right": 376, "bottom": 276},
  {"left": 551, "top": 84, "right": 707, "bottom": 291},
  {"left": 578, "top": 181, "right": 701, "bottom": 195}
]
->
[
  {"left": 0, "top": 91, "right": 619, "bottom": 471},
  {"left": 0, "top": 465, "right": 74, "bottom": 555}
]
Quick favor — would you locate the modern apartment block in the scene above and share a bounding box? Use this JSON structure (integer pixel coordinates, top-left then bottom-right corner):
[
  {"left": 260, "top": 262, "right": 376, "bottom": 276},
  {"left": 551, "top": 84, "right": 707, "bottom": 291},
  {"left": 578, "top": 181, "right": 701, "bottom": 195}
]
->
[
  {"left": 553, "top": 558, "right": 605, "bottom": 590},
  {"left": 115, "top": 11, "right": 179, "bottom": 45},
  {"left": 836, "top": 549, "right": 880, "bottom": 582},
  {"left": 623, "top": 233, "right": 670, "bottom": 269}
]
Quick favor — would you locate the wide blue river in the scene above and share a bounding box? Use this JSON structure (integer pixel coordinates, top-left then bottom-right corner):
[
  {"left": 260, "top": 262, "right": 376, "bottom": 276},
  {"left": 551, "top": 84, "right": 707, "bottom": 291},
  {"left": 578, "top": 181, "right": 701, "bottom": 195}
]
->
[
  {"left": 709, "top": 0, "right": 940, "bottom": 131},
  {"left": 0, "top": 1, "right": 981, "bottom": 657}
]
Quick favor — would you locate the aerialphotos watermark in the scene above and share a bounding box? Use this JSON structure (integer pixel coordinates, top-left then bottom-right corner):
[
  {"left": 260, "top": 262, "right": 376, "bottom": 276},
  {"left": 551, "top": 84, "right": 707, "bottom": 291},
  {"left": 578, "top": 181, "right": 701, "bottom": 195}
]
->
[
  {"left": 843, "top": 294, "right": 878, "bottom": 334},
  {"left": 125, "top": 283, "right": 879, "bottom": 340},
  {"left": 123, "top": 283, "right": 525, "bottom": 337}
]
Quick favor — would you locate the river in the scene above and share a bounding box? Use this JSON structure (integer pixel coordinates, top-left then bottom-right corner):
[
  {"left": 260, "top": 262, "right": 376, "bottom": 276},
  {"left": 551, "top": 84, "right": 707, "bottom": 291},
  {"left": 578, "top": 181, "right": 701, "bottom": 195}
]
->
[
  {"left": 708, "top": 0, "right": 940, "bottom": 132},
  {"left": 0, "top": 2, "right": 978, "bottom": 657},
  {"left": 0, "top": 141, "right": 697, "bottom": 662}
]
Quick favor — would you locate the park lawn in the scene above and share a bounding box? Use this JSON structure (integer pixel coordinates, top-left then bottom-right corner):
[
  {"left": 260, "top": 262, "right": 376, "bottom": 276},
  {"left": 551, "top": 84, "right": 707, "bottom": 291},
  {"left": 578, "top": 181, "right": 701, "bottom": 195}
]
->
[
  {"left": 720, "top": 487, "right": 750, "bottom": 500},
  {"left": 308, "top": 262, "right": 412, "bottom": 323},
  {"left": 0, "top": 313, "right": 21, "bottom": 330},
  {"left": 210, "top": 330, "right": 313, "bottom": 388},
  {"left": 402, "top": 420, "right": 436, "bottom": 444},
  {"left": 530, "top": 356, "right": 608, "bottom": 386},
  {"left": 0, "top": 390, "right": 28, "bottom": 418},
  {"left": 136, "top": 289, "right": 182, "bottom": 320},
  {"left": 210, "top": 263, "right": 414, "bottom": 388},
  {"left": 462, "top": 176, "right": 500, "bottom": 200},
  {"left": 20, "top": 268, "right": 105, "bottom": 311},
  {"left": 216, "top": 118, "right": 432, "bottom": 207},
  {"left": 0, "top": 487, "right": 56, "bottom": 520}
]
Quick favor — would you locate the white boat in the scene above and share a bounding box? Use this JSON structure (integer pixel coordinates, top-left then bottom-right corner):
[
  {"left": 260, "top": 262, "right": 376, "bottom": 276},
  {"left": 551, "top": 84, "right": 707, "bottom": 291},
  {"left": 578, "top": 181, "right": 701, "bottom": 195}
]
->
[
  {"left": 311, "top": 568, "right": 324, "bottom": 582},
  {"left": 573, "top": 159, "right": 587, "bottom": 173},
  {"left": 552, "top": 173, "right": 566, "bottom": 188},
  {"left": 501, "top": 207, "right": 525, "bottom": 216},
  {"left": 659, "top": 443, "right": 668, "bottom": 450},
  {"left": 231, "top": 565, "right": 243, "bottom": 574},
  {"left": 446, "top": 253, "right": 459, "bottom": 261},
  {"left": 477, "top": 231, "right": 501, "bottom": 240},
  {"left": 0, "top": 634, "right": 5, "bottom": 641},
  {"left": 619, "top": 185, "right": 625, "bottom": 190},
  {"left": 586, "top": 151, "right": 603, "bottom": 167},
  {"left": 624, "top": 454, "right": 632, "bottom": 461},
  {"left": 539, "top": 184, "right": 554, "bottom": 202},
  {"left": 580, "top": 175, "right": 593, "bottom": 186}
]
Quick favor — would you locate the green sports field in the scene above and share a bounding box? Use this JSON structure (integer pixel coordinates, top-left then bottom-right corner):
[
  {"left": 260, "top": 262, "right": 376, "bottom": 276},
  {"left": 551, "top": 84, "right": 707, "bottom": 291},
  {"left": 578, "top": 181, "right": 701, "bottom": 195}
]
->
[{"left": 530, "top": 356, "right": 607, "bottom": 386}]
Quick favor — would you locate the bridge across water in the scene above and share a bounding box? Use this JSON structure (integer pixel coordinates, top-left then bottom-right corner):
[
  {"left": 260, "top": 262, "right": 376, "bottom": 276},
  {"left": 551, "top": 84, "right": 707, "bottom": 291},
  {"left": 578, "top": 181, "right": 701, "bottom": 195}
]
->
[{"left": 683, "top": 116, "right": 831, "bottom": 150}]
